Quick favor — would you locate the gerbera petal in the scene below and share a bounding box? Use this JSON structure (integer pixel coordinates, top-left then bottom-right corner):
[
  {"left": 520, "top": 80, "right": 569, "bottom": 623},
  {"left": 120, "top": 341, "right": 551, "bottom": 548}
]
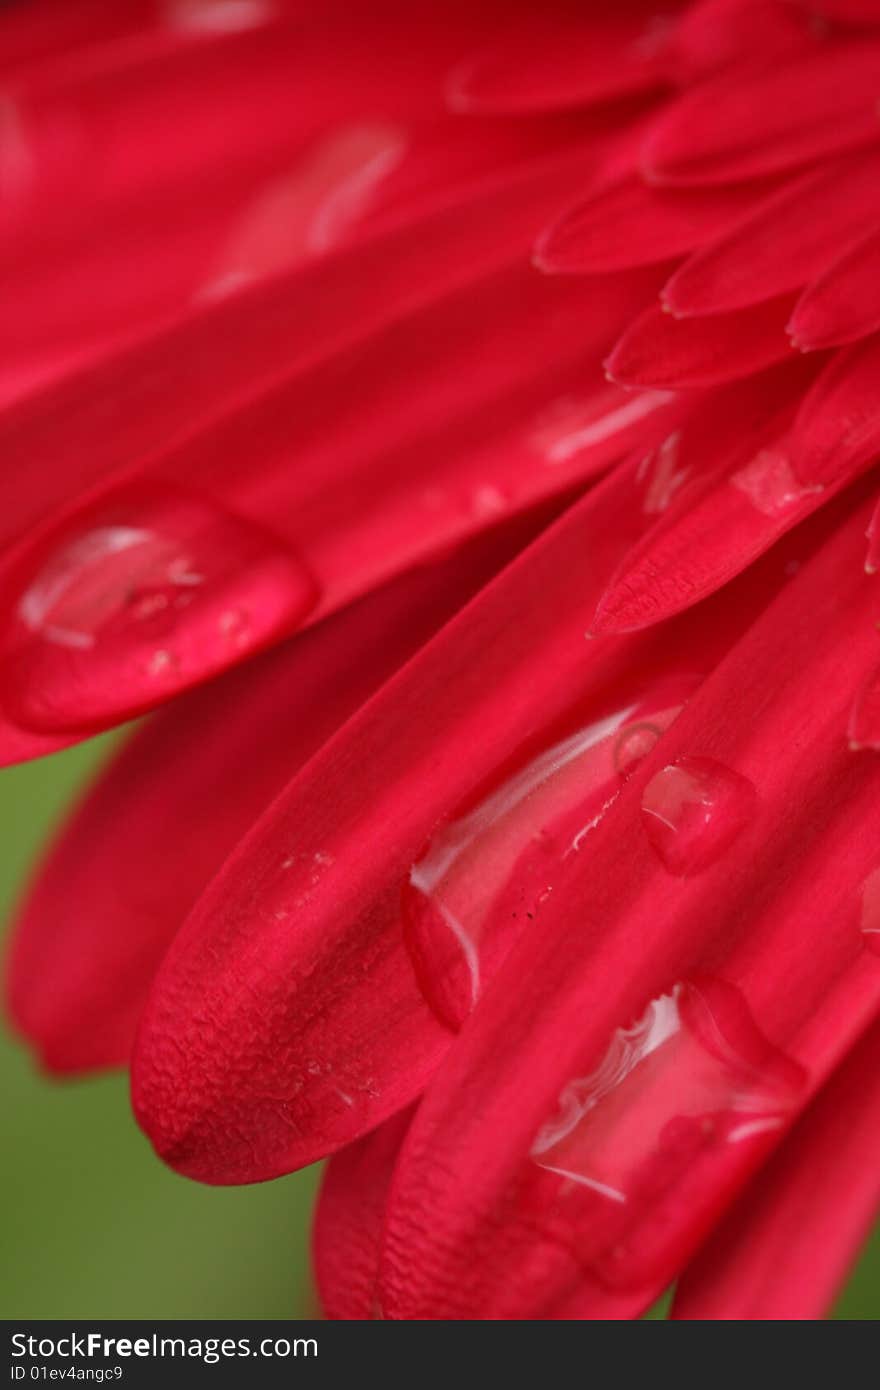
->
[
  {"left": 4, "top": 104, "right": 626, "bottom": 403},
  {"left": 5, "top": 3, "right": 509, "bottom": 226},
  {"left": 605, "top": 296, "right": 796, "bottom": 389},
  {"left": 641, "top": 44, "right": 880, "bottom": 186},
  {"left": 671, "top": 0, "right": 822, "bottom": 78},
  {"left": 446, "top": 9, "right": 674, "bottom": 116},
  {"left": 0, "top": 0, "right": 155, "bottom": 76},
  {"left": 590, "top": 364, "right": 878, "bottom": 636},
  {"left": 535, "top": 176, "right": 759, "bottom": 275},
  {"left": 378, "top": 497, "right": 880, "bottom": 1319},
  {"left": 7, "top": 520, "right": 537, "bottom": 1073},
  {"left": 314, "top": 1108, "right": 413, "bottom": 1321},
  {"left": 788, "top": 227, "right": 880, "bottom": 351},
  {"left": 661, "top": 155, "right": 880, "bottom": 316},
  {"left": 673, "top": 1015, "right": 880, "bottom": 1320}
]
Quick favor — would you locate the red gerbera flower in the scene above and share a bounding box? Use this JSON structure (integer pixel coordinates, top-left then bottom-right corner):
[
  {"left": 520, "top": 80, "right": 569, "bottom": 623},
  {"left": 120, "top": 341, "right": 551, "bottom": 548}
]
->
[{"left": 4, "top": 0, "right": 880, "bottom": 1320}]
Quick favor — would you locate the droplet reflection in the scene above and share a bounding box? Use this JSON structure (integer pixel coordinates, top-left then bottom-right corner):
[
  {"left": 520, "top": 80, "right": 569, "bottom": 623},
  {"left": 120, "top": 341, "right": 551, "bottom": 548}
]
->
[
  {"left": 640, "top": 756, "right": 756, "bottom": 876},
  {"left": 2, "top": 483, "right": 316, "bottom": 732},
  {"left": 403, "top": 682, "right": 695, "bottom": 1029},
  {"left": 530, "top": 976, "right": 805, "bottom": 1289}
]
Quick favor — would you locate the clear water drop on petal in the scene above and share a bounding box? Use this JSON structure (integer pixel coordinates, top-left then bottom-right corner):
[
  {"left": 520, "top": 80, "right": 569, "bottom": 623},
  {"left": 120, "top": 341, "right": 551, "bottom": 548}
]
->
[
  {"left": 403, "top": 686, "right": 693, "bottom": 1029},
  {"left": 1, "top": 483, "right": 316, "bottom": 732},
  {"left": 613, "top": 721, "right": 663, "bottom": 778},
  {"left": 530, "top": 976, "right": 805, "bottom": 1290},
  {"left": 640, "top": 756, "right": 756, "bottom": 876}
]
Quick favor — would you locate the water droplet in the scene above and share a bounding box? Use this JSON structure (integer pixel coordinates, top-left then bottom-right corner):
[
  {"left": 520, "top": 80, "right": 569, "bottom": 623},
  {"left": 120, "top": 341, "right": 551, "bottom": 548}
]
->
[
  {"left": 640, "top": 757, "right": 756, "bottom": 876},
  {"left": 403, "top": 683, "right": 693, "bottom": 1029},
  {"left": 200, "top": 123, "right": 406, "bottom": 299},
  {"left": 165, "top": 0, "right": 277, "bottom": 35},
  {"left": 639, "top": 431, "right": 688, "bottom": 515},
  {"left": 730, "top": 448, "right": 823, "bottom": 516},
  {"left": 2, "top": 483, "right": 316, "bottom": 732},
  {"left": 219, "top": 606, "right": 252, "bottom": 647},
  {"left": 613, "top": 721, "right": 663, "bottom": 778},
  {"left": 530, "top": 977, "right": 805, "bottom": 1289},
  {"left": 860, "top": 866, "right": 880, "bottom": 956},
  {"left": 530, "top": 388, "right": 674, "bottom": 467}
]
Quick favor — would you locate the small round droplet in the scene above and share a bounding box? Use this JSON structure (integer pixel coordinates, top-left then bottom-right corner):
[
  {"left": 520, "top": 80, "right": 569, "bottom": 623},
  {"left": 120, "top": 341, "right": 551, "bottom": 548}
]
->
[
  {"left": 613, "top": 721, "right": 662, "bottom": 778},
  {"left": 1, "top": 483, "right": 317, "bottom": 732},
  {"left": 640, "top": 757, "right": 757, "bottom": 876}
]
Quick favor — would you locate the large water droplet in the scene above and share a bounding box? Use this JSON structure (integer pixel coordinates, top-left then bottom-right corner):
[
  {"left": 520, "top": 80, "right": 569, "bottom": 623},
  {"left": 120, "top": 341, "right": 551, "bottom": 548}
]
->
[
  {"left": 403, "top": 682, "right": 694, "bottom": 1030},
  {"left": 860, "top": 866, "right": 880, "bottom": 956},
  {"left": 1, "top": 483, "right": 316, "bottom": 732},
  {"left": 530, "top": 976, "right": 805, "bottom": 1289},
  {"left": 640, "top": 757, "right": 756, "bottom": 876}
]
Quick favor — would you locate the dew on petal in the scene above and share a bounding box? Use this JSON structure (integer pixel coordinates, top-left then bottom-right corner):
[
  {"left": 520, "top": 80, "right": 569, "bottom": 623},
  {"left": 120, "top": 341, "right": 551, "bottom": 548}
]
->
[
  {"left": 640, "top": 757, "right": 756, "bottom": 876},
  {"left": 613, "top": 721, "right": 664, "bottom": 778},
  {"left": 529, "top": 388, "right": 674, "bottom": 467},
  {"left": 403, "top": 685, "right": 694, "bottom": 1029},
  {"left": 200, "top": 124, "right": 406, "bottom": 299},
  {"left": 530, "top": 977, "right": 805, "bottom": 1289},
  {"left": 638, "top": 430, "right": 689, "bottom": 514},
  {"left": 164, "top": 0, "right": 278, "bottom": 35},
  {"left": 859, "top": 866, "right": 880, "bottom": 956},
  {"left": 730, "top": 447, "right": 823, "bottom": 516},
  {"left": 1, "top": 484, "right": 316, "bottom": 732}
]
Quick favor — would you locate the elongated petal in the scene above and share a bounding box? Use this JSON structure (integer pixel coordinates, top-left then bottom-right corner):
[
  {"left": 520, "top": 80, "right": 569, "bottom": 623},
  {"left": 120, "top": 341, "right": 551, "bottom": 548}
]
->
[
  {"left": 662, "top": 155, "right": 880, "bottom": 316},
  {"left": 606, "top": 296, "right": 796, "bottom": 389},
  {"left": 641, "top": 45, "right": 880, "bottom": 186},
  {"left": 0, "top": 135, "right": 608, "bottom": 555},
  {"left": 314, "top": 1109, "right": 413, "bottom": 1321},
  {"left": 789, "top": 226, "right": 880, "bottom": 350},
  {"left": 671, "top": 0, "right": 821, "bottom": 78},
  {"left": 379, "top": 497, "right": 880, "bottom": 1319},
  {"left": 535, "top": 176, "right": 758, "bottom": 275},
  {"left": 7, "top": 520, "right": 538, "bottom": 1073},
  {"left": 673, "top": 1015, "right": 880, "bottom": 1320},
  {"left": 1, "top": 113, "right": 613, "bottom": 400},
  {"left": 3, "top": 4, "right": 506, "bottom": 227},
  {"left": 447, "top": 10, "right": 673, "bottom": 115}
]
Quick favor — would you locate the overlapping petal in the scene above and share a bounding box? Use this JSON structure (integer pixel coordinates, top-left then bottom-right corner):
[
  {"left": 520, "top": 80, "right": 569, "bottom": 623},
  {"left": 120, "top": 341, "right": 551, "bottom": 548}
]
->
[
  {"left": 378, "top": 497, "right": 880, "bottom": 1318},
  {"left": 7, "top": 518, "right": 542, "bottom": 1072}
]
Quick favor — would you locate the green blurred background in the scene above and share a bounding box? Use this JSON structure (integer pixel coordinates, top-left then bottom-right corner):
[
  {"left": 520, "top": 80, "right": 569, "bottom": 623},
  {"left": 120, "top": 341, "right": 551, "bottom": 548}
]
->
[
  {"left": 1, "top": 738, "right": 877, "bottom": 1319},
  {"left": 1, "top": 737, "right": 318, "bottom": 1320}
]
